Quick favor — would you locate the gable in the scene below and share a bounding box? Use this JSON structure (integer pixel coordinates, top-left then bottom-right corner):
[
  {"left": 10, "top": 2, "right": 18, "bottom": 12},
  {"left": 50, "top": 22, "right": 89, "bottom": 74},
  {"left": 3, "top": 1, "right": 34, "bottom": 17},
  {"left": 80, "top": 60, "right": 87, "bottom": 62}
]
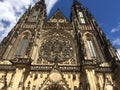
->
[{"left": 47, "top": 9, "right": 68, "bottom": 22}]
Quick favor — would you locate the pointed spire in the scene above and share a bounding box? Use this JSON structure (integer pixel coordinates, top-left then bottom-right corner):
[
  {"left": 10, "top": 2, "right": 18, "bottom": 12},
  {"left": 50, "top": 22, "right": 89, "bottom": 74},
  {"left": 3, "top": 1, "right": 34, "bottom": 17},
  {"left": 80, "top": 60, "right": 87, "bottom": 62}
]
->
[
  {"left": 72, "top": 0, "right": 82, "bottom": 7},
  {"left": 73, "top": 0, "right": 78, "bottom": 4},
  {"left": 41, "top": 0, "right": 45, "bottom": 3},
  {"left": 73, "top": 0, "right": 82, "bottom": 4},
  {"left": 37, "top": 0, "right": 45, "bottom": 4},
  {"left": 73, "top": 0, "right": 78, "bottom": 2}
]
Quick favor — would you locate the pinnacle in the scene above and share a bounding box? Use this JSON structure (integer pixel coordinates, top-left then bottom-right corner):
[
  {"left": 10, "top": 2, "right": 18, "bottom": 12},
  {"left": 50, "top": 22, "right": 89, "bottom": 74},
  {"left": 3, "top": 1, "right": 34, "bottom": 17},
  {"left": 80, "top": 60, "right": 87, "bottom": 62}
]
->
[
  {"left": 74, "top": 0, "right": 78, "bottom": 2},
  {"left": 37, "top": 0, "right": 45, "bottom": 3},
  {"left": 73, "top": 0, "right": 82, "bottom": 6},
  {"left": 73, "top": 0, "right": 78, "bottom": 3}
]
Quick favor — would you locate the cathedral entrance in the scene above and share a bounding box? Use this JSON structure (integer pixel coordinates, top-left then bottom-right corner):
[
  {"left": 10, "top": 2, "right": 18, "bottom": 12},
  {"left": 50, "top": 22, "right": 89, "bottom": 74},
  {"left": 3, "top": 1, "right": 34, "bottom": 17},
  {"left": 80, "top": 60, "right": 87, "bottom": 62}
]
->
[{"left": 44, "top": 84, "right": 66, "bottom": 90}]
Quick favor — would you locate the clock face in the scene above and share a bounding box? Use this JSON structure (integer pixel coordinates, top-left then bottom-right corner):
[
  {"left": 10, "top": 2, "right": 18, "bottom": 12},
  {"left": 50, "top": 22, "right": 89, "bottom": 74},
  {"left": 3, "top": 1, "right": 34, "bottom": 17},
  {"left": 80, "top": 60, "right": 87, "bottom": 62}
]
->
[{"left": 39, "top": 38, "right": 73, "bottom": 62}]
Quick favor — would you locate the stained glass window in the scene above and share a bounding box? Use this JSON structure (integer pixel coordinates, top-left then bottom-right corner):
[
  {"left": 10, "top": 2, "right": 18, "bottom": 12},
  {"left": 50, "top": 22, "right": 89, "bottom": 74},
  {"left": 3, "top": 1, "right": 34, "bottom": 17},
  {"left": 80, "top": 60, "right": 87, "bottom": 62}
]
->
[
  {"left": 87, "top": 39, "right": 96, "bottom": 58},
  {"left": 16, "top": 36, "right": 29, "bottom": 56}
]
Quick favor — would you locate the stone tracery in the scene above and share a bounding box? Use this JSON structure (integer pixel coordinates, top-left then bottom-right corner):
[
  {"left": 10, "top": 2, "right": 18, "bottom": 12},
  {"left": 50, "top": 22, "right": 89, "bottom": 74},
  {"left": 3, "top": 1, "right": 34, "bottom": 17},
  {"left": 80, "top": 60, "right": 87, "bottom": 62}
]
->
[{"left": 40, "top": 37, "right": 73, "bottom": 62}]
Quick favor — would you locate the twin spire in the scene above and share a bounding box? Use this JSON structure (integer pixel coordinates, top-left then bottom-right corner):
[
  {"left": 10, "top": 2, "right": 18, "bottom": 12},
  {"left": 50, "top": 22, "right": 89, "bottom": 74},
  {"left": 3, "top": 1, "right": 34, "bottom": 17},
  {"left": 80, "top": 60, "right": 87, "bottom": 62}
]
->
[
  {"left": 37, "top": 0, "right": 78, "bottom": 4},
  {"left": 38, "top": 0, "right": 45, "bottom": 3}
]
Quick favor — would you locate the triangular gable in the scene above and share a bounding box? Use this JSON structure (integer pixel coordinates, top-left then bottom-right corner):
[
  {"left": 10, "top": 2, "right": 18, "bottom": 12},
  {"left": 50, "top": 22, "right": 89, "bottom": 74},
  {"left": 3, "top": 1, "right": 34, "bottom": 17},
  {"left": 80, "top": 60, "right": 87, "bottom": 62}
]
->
[
  {"left": 40, "top": 64, "right": 69, "bottom": 90},
  {"left": 47, "top": 9, "right": 68, "bottom": 22}
]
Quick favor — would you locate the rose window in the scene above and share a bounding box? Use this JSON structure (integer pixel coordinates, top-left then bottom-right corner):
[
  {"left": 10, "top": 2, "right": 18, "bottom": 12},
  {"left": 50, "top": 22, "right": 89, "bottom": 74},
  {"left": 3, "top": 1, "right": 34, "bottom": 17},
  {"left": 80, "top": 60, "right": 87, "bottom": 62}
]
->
[{"left": 39, "top": 38, "right": 73, "bottom": 62}]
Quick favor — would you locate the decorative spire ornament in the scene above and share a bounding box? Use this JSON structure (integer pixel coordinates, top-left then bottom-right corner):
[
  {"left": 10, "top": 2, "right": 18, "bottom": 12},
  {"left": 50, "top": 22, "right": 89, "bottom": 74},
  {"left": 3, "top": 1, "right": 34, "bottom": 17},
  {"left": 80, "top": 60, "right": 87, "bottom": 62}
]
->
[{"left": 73, "top": 0, "right": 78, "bottom": 3}]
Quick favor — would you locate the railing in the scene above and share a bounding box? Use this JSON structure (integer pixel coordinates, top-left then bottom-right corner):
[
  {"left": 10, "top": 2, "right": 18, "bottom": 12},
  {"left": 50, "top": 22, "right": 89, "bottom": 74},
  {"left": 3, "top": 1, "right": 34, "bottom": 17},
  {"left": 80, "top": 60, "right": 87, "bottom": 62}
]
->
[
  {"left": 31, "top": 65, "right": 53, "bottom": 71},
  {"left": 0, "top": 65, "right": 16, "bottom": 71},
  {"left": 95, "top": 67, "right": 112, "bottom": 73},
  {"left": 82, "top": 60, "right": 96, "bottom": 66},
  {"left": 10, "top": 57, "right": 32, "bottom": 65},
  {"left": 79, "top": 24, "right": 92, "bottom": 30},
  {"left": 59, "top": 23, "right": 73, "bottom": 30},
  {"left": 43, "top": 22, "right": 57, "bottom": 29},
  {"left": 59, "top": 66, "right": 81, "bottom": 72},
  {"left": 0, "top": 64, "right": 113, "bottom": 73},
  {"left": 31, "top": 65, "right": 81, "bottom": 72}
]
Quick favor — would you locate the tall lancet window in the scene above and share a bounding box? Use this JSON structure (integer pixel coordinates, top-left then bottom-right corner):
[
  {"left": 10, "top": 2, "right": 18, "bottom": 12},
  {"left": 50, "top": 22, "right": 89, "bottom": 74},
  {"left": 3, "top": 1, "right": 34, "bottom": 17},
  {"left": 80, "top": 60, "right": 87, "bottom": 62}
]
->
[
  {"left": 16, "top": 36, "right": 29, "bottom": 56},
  {"left": 79, "top": 12, "right": 85, "bottom": 24},
  {"left": 87, "top": 36, "right": 96, "bottom": 58},
  {"left": 28, "top": 10, "right": 38, "bottom": 22}
]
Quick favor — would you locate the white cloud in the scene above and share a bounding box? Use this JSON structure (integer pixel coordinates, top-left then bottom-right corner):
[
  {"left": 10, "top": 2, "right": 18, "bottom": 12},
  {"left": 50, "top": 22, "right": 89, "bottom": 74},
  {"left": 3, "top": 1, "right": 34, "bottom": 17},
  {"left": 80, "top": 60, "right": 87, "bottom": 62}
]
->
[
  {"left": 45, "top": 0, "right": 58, "bottom": 15},
  {"left": 111, "top": 23, "right": 120, "bottom": 33},
  {"left": 0, "top": 0, "right": 37, "bottom": 42},
  {"left": 112, "top": 38, "right": 120, "bottom": 46},
  {"left": 0, "top": 22, "right": 5, "bottom": 32},
  {"left": 118, "top": 49, "right": 120, "bottom": 55},
  {"left": 0, "top": 0, "right": 58, "bottom": 42}
]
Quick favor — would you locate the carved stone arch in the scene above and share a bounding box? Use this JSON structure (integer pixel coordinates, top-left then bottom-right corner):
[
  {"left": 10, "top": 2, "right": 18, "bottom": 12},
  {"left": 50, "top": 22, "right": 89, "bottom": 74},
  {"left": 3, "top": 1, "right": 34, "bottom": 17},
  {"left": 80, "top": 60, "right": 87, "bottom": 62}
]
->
[
  {"left": 19, "top": 30, "right": 32, "bottom": 38},
  {"left": 38, "top": 30, "right": 76, "bottom": 52},
  {"left": 7, "top": 30, "right": 31, "bottom": 58},
  {"left": 17, "top": 31, "right": 32, "bottom": 45},
  {"left": 83, "top": 32, "right": 104, "bottom": 61},
  {"left": 82, "top": 32, "right": 97, "bottom": 59},
  {"left": 37, "top": 31, "right": 76, "bottom": 64},
  {"left": 29, "top": 29, "right": 36, "bottom": 36},
  {"left": 16, "top": 31, "right": 31, "bottom": 47},
  {"left": 82, "top": 32, "right": 95, "bottom": 41},
  {"left": 3, "top": 30, "right": 32, "bottom": 59},
  {"left": 41, "top": 30, "right": 75, "bottom": 43},
  {"left": 14, "top": 31, "right": 31, "bottom": 58},
  {"left": 44, "top": 84, "right": 66, "bottom": 90},
  {"left": 19, "top": 29, "right": 32, "bottom": 35},
  {"left": 39, "top": 64, "right": 70, "bottom": 90}
]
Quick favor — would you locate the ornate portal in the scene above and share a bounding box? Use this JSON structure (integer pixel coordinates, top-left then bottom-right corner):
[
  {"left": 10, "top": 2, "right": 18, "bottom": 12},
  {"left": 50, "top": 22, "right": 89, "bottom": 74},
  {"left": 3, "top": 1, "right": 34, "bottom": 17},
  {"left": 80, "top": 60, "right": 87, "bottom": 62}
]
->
[
  {"left": 40, "top": 37, "right": 73, "bottom": 62},
  {"left": 44, "top": 84, "right": 66, "bottom": 90},
  {"left": 0, "top": 0, "right": 119, "bottom": 89}
]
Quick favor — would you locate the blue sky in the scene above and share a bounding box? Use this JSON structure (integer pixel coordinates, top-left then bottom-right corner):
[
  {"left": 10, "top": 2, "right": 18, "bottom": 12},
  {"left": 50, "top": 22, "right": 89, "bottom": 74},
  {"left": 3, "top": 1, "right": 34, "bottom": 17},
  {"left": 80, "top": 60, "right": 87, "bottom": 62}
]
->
[{"left": 0, "top": 0, "right": 120, "bottom": 55}]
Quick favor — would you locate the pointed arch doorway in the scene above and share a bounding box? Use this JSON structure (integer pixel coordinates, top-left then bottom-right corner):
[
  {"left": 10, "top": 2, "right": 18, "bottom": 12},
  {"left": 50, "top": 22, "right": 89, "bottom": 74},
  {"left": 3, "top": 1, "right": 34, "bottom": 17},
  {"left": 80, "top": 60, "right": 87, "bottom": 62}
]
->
[{"left": 44, "top": 84, "right": 66, "bottom": 90}]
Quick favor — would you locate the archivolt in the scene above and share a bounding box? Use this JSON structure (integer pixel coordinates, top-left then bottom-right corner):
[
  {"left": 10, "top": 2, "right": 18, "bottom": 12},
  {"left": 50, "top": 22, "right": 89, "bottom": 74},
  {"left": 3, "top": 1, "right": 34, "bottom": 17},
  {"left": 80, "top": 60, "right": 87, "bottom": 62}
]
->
[{"left": 44, "top": 84, "right": 66, "bottom": 90}]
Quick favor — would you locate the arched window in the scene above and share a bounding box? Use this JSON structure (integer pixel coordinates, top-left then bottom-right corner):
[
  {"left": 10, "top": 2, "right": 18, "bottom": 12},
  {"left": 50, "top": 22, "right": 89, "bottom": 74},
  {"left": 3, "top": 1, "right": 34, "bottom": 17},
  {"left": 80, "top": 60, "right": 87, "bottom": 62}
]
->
[
  {"left": 78, "top": 12, "right": 86, "bottom": 24},
  {"left": 16, "top": 36, "right": 29, "bottom": 56},
  {"left": 86, "top": 35, "right": 96, "bottom": 58}
]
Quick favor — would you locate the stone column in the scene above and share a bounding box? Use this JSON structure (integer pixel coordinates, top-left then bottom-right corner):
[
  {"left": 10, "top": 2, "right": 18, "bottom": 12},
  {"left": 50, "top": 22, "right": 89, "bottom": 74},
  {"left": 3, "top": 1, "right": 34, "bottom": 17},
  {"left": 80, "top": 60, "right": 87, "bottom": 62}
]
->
[
  {"left": 85, "top": 69, "right": 97, "bottom": 90},
  {"left": 8, "top": 68, "right": 25, "bottom": 90}
]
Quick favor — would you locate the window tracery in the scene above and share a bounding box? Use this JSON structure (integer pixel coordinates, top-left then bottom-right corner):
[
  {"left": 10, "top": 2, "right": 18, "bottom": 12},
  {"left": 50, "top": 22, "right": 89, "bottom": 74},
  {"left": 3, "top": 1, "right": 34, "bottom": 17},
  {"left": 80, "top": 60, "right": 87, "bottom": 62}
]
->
[
  {"left": 86, "top": 35, "right": 96, "bottom": 58},
  {"left": 16, "top": 35, "right": 29, "bottom": 56},
  {"left": 39, "top": 37, "right": 73, "bottom": 62}
]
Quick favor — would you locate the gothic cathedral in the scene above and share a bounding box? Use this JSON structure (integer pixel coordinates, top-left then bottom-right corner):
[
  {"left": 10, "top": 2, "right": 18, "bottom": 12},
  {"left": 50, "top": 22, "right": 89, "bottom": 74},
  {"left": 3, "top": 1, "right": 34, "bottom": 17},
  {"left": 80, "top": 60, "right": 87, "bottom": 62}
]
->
[{"left": 0, "top": 0, "right": 120, "bottom": 90}]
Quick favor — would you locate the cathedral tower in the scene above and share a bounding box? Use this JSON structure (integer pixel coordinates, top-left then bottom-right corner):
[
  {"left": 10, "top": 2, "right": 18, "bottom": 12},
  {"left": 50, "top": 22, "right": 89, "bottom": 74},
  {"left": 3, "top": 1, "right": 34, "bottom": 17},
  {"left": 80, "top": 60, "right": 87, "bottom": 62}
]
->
[{"left": 0, "top": 0, "right": 120, "bottom": 90}]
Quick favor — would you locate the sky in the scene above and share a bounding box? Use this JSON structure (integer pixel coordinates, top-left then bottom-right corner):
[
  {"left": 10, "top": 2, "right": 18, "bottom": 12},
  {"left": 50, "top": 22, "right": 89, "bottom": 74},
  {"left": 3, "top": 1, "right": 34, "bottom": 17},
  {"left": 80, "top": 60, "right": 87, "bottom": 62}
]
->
[{"left": 0, "top": 0, "right": 120, "bottom": 55}]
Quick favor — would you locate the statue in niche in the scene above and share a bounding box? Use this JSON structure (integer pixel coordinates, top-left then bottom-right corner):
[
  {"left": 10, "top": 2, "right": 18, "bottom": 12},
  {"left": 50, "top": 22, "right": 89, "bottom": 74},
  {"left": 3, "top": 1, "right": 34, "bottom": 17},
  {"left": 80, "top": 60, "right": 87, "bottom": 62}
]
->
[{"left": 0, "top": 72, "right": 7, "bottom": 89}]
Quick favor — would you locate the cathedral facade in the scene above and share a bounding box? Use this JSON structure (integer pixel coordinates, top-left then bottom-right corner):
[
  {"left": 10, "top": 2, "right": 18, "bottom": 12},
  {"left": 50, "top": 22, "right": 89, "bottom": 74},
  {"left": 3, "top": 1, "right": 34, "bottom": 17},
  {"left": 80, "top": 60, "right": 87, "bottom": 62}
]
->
[{"left": 0, "top": 0, "right": 120, "bottom": 90}]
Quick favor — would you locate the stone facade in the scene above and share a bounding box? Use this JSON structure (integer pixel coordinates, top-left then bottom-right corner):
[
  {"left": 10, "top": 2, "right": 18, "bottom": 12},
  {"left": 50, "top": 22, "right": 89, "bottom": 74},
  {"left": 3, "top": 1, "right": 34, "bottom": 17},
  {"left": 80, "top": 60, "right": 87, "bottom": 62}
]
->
[{"left": 0, "top": 0, "right": 120, "bottom": 90}]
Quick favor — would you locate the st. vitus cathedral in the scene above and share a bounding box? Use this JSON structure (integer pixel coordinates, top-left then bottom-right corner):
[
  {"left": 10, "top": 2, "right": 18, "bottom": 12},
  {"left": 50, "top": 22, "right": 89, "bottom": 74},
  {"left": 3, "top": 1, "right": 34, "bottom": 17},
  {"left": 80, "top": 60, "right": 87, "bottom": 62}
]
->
[{"left": 0, "top": 0, "right": 120, "bottom": 90}]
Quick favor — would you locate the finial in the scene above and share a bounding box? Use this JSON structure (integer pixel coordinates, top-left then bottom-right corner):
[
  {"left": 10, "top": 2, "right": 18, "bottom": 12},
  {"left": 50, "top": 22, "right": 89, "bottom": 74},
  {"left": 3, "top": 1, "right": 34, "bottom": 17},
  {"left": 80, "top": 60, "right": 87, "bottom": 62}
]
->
[
  {"left": 73, "top": 0, "right": 82, "bottom": 6},
  {"left": 73, "top": 0, "right": 78, "bottom": 2},
  {"left": 73, "top": 0, "right": 79, "bottom": 5},
  {"left": 37, "top": 0, "right": 45, "bottom": 3}
]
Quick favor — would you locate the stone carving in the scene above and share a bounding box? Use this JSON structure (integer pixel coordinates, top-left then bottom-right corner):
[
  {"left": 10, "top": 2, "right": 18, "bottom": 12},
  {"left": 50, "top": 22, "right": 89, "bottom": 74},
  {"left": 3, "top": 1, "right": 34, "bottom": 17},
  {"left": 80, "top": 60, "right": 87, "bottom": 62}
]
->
[
  {"left": 0, "top": 73, "right": 7, "bottom": 89},
  {"left": 40, "top": 37, "right": 73, "bottom": 62}
]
